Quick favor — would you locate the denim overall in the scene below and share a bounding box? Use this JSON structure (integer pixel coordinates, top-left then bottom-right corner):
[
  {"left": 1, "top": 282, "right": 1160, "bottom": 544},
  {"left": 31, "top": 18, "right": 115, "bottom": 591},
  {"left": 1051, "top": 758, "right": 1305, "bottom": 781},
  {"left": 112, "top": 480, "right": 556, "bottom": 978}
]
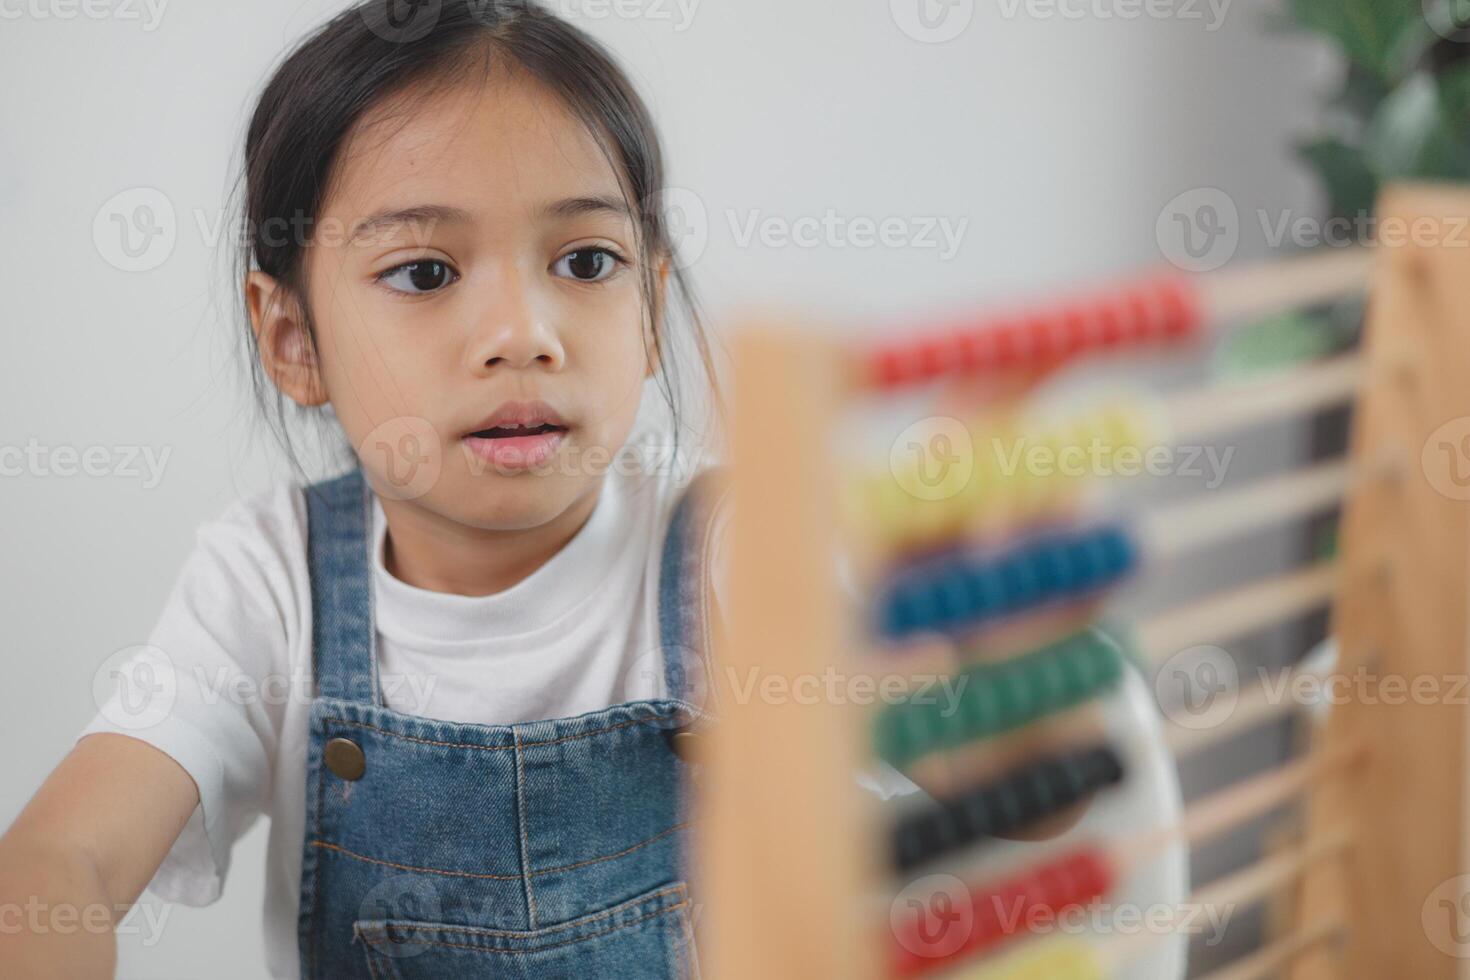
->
[{"left": 296, "top": 465, "right": 725, "bottom": 979}]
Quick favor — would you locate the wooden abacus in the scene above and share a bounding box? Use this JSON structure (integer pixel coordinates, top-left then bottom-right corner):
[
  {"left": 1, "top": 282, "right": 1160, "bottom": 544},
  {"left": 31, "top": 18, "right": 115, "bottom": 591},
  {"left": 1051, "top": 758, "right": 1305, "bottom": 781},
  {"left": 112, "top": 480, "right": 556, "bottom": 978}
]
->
[{"left": 693, "top": 184, "right": 1470, "bottom": 980}]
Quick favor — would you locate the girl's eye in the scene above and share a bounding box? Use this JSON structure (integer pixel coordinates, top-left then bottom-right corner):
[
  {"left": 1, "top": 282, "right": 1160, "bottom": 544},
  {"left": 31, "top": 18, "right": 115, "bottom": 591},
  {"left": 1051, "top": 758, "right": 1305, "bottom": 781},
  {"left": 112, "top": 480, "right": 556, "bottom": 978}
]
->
[
  {"left": 378, "top": 260, "right": 457, "bottom": 294},
  {"left": 554, "top": 248, "right": 623, "bottom": 283}
]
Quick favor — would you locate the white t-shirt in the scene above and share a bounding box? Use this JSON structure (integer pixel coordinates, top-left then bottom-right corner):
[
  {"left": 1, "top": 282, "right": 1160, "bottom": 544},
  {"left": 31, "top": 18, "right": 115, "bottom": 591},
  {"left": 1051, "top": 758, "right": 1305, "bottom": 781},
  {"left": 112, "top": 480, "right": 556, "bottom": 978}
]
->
[{"left": 76, "top": 456, "right": 727, "bottom": 980}]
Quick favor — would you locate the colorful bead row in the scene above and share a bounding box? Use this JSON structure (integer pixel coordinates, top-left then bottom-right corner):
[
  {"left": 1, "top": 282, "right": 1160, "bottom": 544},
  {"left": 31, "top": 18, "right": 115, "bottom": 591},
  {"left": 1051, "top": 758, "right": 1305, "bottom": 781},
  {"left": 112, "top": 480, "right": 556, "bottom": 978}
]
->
[
  {"left": 875, "top": 525, "right": 1139, "bottom": 641},
  {"left": 860, "top": 273, "right": 1201, "bottom": 390},
  {"left": 874, "top": 628, "right": 1126, "bottom": 770},
  {"left": 892, "top": 745, "right": 1125, "bottom": 872}
]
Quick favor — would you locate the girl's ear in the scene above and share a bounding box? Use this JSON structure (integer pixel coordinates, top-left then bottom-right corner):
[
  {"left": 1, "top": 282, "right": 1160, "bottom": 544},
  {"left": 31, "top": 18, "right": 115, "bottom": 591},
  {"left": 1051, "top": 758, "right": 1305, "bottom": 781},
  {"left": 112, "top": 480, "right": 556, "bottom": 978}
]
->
[{"left": 246, "top": 270, "right": 327, "bottom": 407}]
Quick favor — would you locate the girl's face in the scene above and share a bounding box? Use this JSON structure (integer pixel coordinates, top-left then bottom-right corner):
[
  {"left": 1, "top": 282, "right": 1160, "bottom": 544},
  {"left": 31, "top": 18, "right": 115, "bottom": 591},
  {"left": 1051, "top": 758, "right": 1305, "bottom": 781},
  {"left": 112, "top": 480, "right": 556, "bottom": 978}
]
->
[{"left": 255, "top": 63, "right": 658, "bottom": 533}]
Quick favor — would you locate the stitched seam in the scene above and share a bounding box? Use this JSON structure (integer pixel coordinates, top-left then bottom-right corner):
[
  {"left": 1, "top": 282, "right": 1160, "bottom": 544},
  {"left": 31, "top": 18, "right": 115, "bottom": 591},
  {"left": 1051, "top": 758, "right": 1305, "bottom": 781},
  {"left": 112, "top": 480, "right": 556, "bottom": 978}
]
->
[
  {"left": 533, "top": 821, "right": 689, "bottom": 876},
  {"left": 362, "top": 476, "right": 385, "bottom": 710},
  {"left": 358, "top": 885, "right": 686, "bottom": 941},
  {"left": 308, "top": 745, "right": 326, "bottom": 979},
  {"left": 676, "top": 892, "right": 700, "bottom": 979},
  {"left": 363, "top": 904, "right": 687, "bottom": 957},
  {"left": 696, "top": 483, "right": 732, "bottom": 713},
  {"left": 512, "top": 728, "right": 538, "bottom": 929},
  {"left": 362, "top": 945, "right": 387, "bottom": 980},
  {"left": 308, "top": 823, "right": 687, "bottom": 880},
  {"left": 321, "top": 715, "right": 673, "bottom": 751},
  {"left": 310, "top": 842, "right": 524, "bottom": 880}
]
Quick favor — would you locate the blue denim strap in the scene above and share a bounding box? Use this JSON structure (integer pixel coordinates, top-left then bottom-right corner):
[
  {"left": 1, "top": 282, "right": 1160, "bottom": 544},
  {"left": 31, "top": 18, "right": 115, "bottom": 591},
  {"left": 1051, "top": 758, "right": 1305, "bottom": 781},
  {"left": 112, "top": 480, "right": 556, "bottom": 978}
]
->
[
  {"left": 657, "top": 465, "right": 731, "bottom": 712},
  {"left": 304, "top": 465, "right": 380, "bottom": 707}
]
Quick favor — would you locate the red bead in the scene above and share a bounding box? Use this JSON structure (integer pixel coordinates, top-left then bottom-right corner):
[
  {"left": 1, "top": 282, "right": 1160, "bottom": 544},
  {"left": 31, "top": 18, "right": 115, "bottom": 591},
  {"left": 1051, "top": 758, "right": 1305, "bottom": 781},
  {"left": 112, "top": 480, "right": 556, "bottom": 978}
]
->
[
  {"left": 1060, "top": 306, "right": 1091, "bottom": 355},
  {"left": 955, "top": 328, "right": 991, "bottom": 372},
  {"left": 916, "top": 337, "right": 950, "bottom": 380},
  {"left": 890, "top": 848, "right": 1115, "bottom": 976},
  {"left": 1024, "top": 314, "right": 1058, "bottom": 360},
  {"left": 1159, "top": 276, "right": 1202, "bottom": 339}
]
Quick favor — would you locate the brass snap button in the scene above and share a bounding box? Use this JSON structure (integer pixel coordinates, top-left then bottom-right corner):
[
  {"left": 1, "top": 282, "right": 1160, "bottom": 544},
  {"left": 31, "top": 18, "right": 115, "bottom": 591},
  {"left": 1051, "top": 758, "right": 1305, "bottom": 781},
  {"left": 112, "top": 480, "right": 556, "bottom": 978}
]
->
[
  {"left": 668, "top": 727, "right": 707, "bottom": 765},
  {"left": 324, "top": 737, "right": 366, "bottom": 781}
]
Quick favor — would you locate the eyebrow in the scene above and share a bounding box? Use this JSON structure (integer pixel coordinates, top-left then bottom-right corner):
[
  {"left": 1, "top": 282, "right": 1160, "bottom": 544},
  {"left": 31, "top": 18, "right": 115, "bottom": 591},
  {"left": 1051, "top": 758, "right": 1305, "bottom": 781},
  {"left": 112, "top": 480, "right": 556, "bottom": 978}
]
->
[
  {"left": 350, "top": 204, "right": 473, "bottom": 242},
  {"left": 539, "top": 194, "right": 632, "bottom": 221},
  {"left": 348, "top": 196, "right": 633, "bottom": 244}
]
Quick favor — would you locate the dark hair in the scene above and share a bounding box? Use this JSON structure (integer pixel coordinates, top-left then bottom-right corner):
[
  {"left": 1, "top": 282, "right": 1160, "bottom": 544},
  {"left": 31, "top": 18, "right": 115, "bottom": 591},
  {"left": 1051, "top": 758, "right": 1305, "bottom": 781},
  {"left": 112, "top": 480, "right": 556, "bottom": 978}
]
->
[{"left": 233, "top": 0, "right": 724, "bottom": 485}]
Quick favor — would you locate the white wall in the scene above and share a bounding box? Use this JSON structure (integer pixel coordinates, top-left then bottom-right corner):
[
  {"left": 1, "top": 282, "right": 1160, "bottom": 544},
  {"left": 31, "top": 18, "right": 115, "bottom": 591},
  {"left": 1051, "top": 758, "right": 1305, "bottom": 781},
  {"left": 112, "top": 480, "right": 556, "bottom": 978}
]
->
[{"left": 1, "top": 1, "right": 1336, "bottom": 975}]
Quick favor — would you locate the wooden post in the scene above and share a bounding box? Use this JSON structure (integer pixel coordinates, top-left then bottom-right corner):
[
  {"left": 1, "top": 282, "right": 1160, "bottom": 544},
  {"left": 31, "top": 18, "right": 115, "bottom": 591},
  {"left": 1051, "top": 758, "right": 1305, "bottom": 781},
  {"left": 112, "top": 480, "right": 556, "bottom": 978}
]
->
[
  {"left": 1293, "top": 184, "right": 1470, "bottom": 980},
  {"left": 696, "top": 323, "right": 881, "bottom": 979}
]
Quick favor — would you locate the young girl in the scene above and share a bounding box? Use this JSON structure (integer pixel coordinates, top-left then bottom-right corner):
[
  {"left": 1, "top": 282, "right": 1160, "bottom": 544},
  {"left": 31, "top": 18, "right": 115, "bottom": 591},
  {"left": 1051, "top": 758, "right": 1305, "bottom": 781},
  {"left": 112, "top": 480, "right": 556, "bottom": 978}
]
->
[{"left": 0, "top": 2, "right": 727, "bottom": 977}]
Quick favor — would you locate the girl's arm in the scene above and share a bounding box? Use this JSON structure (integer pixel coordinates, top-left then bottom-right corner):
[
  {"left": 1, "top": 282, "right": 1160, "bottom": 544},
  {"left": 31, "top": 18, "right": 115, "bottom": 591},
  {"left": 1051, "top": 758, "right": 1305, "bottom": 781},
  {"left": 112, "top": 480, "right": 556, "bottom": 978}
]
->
[{"left": 0, "top": 732, "right": 199, "bottom": 978}]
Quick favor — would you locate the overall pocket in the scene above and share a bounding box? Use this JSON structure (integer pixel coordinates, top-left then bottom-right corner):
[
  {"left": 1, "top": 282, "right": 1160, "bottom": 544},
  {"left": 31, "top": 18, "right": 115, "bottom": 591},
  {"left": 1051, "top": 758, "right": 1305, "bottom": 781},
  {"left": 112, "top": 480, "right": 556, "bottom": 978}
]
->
[{"left": 353, "top": 881, "right": 698, "bottom": 980}]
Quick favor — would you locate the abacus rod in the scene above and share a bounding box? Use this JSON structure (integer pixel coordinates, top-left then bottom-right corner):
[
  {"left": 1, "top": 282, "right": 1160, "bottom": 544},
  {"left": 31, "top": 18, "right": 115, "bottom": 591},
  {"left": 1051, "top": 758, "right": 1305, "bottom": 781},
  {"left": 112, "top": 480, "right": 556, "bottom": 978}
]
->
[
  {"left": 1188, "top": 825, "right": 1354, "bottom": 917},
  {"left": 1190, "top": 917, "right": 1346, "bottom": 980},
  {"left": 1165, "top": 669, "right": 1306, "bottom": 758},
  {"left": 1105, "top": 825, "right": 1355, "bottom": 970},
  {"left": 1167, "top": 353, "right": 1363, "bottom": 443},
  {"left": 1197, "top": 246, "right": 1374, "bottom": 327},
  {"left": 1135, "top": 562, "right": 1338, "bottom": 664},
  {"left": 1142, "top": 460, "right": 1351, "bottom": 562},
  {"left": 1113, "top": 738, "right": 1367, "bottom": 870}
]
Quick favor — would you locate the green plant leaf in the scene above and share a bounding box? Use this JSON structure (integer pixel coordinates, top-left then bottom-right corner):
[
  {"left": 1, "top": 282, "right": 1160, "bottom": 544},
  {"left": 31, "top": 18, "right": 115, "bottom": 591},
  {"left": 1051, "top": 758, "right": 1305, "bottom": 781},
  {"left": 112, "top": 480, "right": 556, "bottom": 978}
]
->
[
  {"left": 1288, "top": 0, "right": 1424, "bottom": 80},
  {"left": 1439, "top": 60, "right": 1470, "bottom": 121},
  {"left": 1332, "top": 63, "right": 1393, "bottom": 119},
  {"left": 1299, "top": 138, "right": 1381, "bottom": 217},
  {"left": 1363, "top": 70, "right": 1470, "bottom": 178}
]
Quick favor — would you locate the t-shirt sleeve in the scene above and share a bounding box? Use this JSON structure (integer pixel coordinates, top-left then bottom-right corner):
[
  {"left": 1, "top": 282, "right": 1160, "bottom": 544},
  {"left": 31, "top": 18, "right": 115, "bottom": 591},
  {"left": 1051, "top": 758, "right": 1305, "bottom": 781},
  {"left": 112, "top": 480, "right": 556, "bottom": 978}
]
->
[{"left": 74, "top": 487, "right": 301, "bottom": 906}]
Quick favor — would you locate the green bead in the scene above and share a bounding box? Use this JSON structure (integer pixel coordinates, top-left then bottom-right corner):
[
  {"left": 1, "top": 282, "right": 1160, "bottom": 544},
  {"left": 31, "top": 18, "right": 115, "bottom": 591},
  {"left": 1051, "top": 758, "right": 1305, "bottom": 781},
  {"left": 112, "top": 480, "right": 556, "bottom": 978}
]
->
[{"left": 873, "top": 627, "right": 1128, "bottom": 770}]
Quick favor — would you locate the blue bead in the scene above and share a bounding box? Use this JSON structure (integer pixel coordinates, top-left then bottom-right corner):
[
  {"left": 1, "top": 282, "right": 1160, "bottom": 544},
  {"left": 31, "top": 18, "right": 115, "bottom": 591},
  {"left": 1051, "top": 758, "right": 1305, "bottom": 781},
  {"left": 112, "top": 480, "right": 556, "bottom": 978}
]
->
[
  {"left": 1034, "top": 538, "right": 1074, "bottom": 593},
  {"left": 998, "top": 554, "right": 1041, "bottom": 610},
  {"left": 1068, "top": 534, "right": 1101, "bottom": 589}
]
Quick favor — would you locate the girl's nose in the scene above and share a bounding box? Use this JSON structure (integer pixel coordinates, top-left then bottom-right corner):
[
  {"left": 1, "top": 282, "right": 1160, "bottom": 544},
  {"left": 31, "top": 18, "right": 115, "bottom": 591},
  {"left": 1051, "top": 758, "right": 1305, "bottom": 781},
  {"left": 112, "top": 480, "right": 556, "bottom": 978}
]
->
[{"left": 465, "top": 274, "right": 566, "bottom": 374}]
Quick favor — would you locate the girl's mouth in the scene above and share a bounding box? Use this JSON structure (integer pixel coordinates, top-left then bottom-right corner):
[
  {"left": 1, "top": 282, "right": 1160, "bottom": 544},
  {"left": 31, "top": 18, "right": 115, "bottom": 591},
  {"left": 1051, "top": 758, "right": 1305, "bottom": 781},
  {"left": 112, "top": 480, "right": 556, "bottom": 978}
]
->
[
  {"left": 462, "top": 423, "right": 568, "bottom": 471},
  {"left": 470, "top": 423, "right": 564, "bottom": 439}
]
